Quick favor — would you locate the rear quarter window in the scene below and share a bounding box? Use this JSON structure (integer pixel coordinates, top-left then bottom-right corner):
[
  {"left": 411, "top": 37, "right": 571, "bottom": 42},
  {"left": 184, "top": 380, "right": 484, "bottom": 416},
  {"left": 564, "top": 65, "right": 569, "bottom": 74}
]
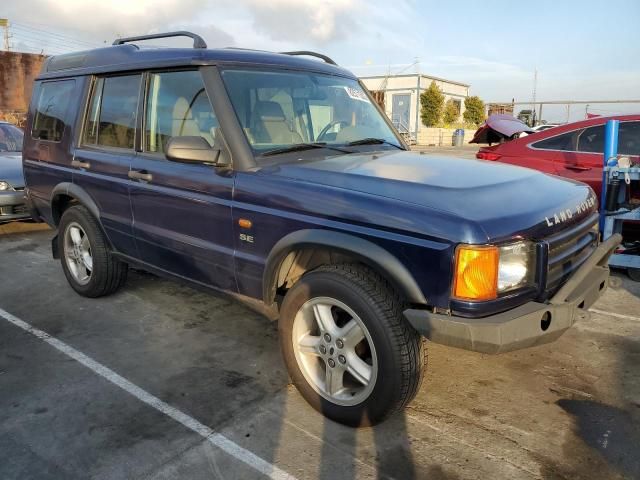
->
[
  {"left": 531, "top": 130, "right": 576, "bottom": 151},
  {"left": 32, "top": 80, "right": 76, "bottom": 142}
]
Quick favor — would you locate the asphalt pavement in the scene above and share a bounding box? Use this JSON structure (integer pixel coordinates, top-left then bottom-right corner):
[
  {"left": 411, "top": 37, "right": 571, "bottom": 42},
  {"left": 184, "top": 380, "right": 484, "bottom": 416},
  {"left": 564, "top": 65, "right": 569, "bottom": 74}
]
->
[{"left": 1, "top": 222, "right": 638, "bottom": 479}]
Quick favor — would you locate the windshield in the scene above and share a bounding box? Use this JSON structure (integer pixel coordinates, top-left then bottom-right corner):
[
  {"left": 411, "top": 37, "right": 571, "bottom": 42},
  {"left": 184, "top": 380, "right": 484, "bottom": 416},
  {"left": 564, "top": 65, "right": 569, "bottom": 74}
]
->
[
  {"left": 220, "top": 69, "right": 400, "bottom": 157},
  {"left": 0, "top": 124, "right": 24, "bottom": 152}
]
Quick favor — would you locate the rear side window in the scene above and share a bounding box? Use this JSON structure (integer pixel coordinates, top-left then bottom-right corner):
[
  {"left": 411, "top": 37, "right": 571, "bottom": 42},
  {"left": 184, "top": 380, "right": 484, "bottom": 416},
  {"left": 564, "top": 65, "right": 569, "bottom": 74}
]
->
[
  {"left": 32, "top": 80, "right": 76, "bottom": 142},
  {"left": 577, "top": 125, "right": 605, "bottom": 153},
  {"left": 531, "top": 131, "right": 575, "bottom": 151},
  {"left": 83, "top": 75, "right": 141, "bottom": 149}
]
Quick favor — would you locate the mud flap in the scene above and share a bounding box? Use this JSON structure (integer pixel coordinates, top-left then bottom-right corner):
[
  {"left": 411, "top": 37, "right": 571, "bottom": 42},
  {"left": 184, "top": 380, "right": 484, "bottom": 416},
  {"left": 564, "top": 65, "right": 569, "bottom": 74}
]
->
[{"left": 51, "top": 234, "right": 60, "bottom": 259}]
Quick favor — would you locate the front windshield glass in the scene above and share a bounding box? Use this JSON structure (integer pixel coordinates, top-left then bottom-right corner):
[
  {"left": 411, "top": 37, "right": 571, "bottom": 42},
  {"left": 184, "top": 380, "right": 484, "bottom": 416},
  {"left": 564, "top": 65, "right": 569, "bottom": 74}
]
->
[
  {"left": 220, "top": 69, "right": 400, "bottom": 156},
  {"left": 0, "top": 124, "right": 24, "bottom": 152}
]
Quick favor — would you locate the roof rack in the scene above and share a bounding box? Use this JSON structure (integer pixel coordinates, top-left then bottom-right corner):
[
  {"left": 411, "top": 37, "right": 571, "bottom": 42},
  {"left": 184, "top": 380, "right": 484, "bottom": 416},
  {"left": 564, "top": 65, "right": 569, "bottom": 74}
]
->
[
  {"left": 280, "top": 51, "right": 337, "bottom": 66},
  {"left": 113, "top": 31, "right": 207, "bottom": 49}
]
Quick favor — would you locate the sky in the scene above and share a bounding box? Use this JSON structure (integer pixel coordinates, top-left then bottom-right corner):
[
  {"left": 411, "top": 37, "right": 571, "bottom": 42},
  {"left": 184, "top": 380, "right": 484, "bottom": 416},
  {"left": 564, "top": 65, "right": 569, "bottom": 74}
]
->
[{"left": 3, "top": 0, "right": 639, "bottom": 122}]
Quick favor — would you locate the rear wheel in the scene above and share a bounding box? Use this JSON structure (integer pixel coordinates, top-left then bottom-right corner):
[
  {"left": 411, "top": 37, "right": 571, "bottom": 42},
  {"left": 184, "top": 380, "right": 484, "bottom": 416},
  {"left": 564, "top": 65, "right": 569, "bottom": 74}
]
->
[
  {"left": 279, "top": 264, "right": 426, "bottom": 426},
  {"left": 59, "top": 205, "right": 128, "bottom": 297}
]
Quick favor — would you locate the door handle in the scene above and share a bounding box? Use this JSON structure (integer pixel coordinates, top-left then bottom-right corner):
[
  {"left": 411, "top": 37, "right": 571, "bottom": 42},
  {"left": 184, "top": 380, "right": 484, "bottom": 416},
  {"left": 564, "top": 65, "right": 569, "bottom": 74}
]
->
[
  {"left": 71, "top": 160, "right": 91, "bottom": 169},
  {"left": 128, "top": 170, "right": 153, "bottom": 182},
  {"left": 565, "top": 164, "right": 591, "bottom": 171}
]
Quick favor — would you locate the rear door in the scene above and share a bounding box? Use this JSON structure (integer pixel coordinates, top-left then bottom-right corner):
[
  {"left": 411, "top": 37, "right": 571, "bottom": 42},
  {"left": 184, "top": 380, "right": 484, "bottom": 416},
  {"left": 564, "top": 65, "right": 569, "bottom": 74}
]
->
[
  {"left": 128, "top": 69, "right": 236, "bottom": 290},
  {"left": 72, "top": 74, "right": 141, "bottom": 256}
]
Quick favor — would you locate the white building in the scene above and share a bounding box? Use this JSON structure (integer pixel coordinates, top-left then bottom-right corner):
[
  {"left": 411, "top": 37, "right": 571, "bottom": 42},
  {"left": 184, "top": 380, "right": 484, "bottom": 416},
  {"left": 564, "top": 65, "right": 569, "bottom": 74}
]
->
[{"left": 360, "top": 73, "right": 470, "bottom": 143}]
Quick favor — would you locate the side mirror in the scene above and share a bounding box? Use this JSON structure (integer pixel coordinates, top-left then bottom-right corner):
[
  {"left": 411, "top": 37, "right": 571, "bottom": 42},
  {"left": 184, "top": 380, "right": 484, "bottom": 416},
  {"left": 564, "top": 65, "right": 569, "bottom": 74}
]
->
[{"left": 165, "top": 136, "right": 221, "bottom": 165}]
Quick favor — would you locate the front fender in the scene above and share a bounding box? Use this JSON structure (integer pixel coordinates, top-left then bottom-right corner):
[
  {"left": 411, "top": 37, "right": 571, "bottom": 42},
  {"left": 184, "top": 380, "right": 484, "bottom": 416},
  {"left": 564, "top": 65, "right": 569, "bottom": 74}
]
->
[{"left": 263, "top": 229, "right": 428, "bottom": 305}]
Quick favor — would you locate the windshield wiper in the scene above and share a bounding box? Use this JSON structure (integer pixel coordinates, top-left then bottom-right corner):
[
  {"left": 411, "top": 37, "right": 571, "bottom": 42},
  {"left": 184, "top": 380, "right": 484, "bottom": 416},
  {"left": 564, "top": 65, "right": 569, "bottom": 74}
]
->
[
  {"left": 261, "top": 142, "right": 352, "bottom": 157},
  {"left": 345, "top": 138, "right": 404, "bottom": 149}
]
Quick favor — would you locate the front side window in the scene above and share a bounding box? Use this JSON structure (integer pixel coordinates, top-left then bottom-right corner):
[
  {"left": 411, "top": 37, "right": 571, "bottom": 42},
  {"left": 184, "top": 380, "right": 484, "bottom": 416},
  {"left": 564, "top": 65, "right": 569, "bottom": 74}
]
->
[
  {"left": 221, "top": 69, "right": 399, "bottom": 156},
  {"left": 0, "top": 124, "right": 24, "bottom": 152},
  {"left": 32, "top": 80, "right": 76, "bottom": 142},
  {"left": 577, "top": 125, "right": 605, "bottom": 153},
  {"left": 83, "top": 75, "right": 141, "bottom": 149},
  {"left": 145, "top": 70, "right": 218, "bottom": 154},
  {"left": 531, "top": 130, "right": 576, "bottom": 151}
]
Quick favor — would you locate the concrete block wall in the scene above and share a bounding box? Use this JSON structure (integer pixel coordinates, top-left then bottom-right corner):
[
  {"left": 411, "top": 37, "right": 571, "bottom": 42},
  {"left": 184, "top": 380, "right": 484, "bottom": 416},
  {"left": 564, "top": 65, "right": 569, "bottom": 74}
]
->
[{"left": 416, "top": 128, "right": 477, "bottom": 146}]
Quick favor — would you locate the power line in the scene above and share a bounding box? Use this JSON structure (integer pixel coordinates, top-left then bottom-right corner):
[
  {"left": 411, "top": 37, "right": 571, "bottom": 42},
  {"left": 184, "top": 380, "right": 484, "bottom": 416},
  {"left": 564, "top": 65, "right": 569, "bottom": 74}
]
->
[
  {"left": 12, "top": 22, "right": 102, "bottom": 47},
  {"left": 11, "top": 30, "right": 94, "bottom": 52}
]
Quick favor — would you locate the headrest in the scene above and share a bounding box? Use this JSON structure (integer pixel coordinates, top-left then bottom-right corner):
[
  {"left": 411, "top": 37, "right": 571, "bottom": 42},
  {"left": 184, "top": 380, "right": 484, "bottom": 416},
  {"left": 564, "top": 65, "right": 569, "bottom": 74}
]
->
[
  {"left": 255, "top": 101, "right": 286, "bottom": 121},
  {"left": 173, "top": 97, "right": 193, "bottom": 120}
]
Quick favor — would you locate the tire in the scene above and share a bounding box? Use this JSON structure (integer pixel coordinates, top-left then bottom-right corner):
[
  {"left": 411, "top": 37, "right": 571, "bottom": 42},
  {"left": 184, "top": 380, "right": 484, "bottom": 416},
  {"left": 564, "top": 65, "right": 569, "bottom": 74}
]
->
[
  {"left": 58, "top": 205, "right": 128, "bottom": 297},
  {"left": 279, "top": 263, "right": 426, "bottom": 427},
  {"left": 628, "top": 268, "right": 640, "bottom": 282}
]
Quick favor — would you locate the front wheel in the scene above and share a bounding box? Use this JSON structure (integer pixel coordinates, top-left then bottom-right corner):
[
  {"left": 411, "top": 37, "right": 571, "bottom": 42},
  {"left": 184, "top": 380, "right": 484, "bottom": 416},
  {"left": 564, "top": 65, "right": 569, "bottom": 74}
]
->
[{"left": 279, "top": 264, "right": 426, "bottom": 426}]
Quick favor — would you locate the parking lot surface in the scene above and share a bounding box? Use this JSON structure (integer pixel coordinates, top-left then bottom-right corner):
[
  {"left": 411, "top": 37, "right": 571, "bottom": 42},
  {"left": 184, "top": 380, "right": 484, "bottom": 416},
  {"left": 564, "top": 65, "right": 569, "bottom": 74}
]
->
[{"left": 1, "top": 223, "right": 639, "bottom": 479}]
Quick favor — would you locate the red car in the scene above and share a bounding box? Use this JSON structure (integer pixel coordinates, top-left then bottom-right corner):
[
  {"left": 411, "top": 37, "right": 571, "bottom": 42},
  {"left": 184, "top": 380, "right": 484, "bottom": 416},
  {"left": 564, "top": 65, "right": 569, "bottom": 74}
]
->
[{"left": 476, "top": 114, "right": 640, "bottom": 200}]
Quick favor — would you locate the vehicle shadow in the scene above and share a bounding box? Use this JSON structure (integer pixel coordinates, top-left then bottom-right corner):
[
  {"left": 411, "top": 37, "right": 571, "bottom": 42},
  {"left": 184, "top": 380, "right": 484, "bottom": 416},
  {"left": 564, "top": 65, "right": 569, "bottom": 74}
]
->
[{"left": 318, "top": 411, "right": 417, "bottom": 480}]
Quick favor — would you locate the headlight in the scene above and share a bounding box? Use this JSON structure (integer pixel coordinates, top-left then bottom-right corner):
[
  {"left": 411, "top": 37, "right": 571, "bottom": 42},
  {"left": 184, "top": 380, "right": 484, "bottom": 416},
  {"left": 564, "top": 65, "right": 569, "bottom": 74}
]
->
[
  {"left": 497, "top": 241, "right": 536, "bottom": 293},
  {"left": 0, "top": 181, "right": 13, "bottom": 191},
  {"left": 453, "top": 241, "right": 536, "bottom": 301}
]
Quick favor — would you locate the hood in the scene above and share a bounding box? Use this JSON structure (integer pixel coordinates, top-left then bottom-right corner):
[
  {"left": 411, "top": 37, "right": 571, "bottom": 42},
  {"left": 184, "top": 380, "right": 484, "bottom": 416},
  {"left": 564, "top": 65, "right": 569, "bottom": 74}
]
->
[
  {"left": 270, "top": 150, "right": 597, "bottom": 242},
  {"left": 0, "top": 152, "right": 25, "bottom": 188}
]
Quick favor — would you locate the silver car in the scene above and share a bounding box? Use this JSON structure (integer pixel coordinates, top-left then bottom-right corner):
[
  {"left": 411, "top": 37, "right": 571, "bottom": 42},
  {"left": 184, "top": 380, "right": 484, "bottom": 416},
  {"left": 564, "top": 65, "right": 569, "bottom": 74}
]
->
[{"left": 0, "top": 122, "right": 28, "bottom": 223}]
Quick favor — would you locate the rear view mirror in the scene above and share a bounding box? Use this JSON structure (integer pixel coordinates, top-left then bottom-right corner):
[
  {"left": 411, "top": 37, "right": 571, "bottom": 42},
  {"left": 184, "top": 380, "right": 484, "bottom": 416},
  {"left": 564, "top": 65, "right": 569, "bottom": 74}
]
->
[{"left": 165, "top": 136, "right": 221, "bottom": 165}]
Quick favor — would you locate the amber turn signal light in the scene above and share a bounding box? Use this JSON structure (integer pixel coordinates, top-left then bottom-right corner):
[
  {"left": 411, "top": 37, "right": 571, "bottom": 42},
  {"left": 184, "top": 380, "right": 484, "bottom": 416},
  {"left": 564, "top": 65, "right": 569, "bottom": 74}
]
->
[
  {"left": 238, "top": 218, "right": 252, "bottom": 229},
  {"left": 453, "top": 245, "right": 499, "bottom": 301}
]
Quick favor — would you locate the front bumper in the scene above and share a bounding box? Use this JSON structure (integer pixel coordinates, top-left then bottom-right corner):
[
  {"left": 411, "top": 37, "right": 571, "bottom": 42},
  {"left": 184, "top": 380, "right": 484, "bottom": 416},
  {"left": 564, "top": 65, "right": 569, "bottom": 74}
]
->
[
  {"left": 0, "top": 190, "right": 30, "bottom": 222},
  {"left": 404, "top": 234, "right": 622, "bottom": 354}
]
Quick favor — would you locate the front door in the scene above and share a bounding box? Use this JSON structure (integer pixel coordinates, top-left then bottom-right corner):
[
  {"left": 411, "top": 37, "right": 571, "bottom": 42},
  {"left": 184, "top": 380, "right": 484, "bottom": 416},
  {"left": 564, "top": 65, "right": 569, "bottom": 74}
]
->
[
  {"left": 392, "top": 94, "right": 411, "bottom": 133},
  {"left": 128, "top": 69, "right": 236, "bottom": 290}
]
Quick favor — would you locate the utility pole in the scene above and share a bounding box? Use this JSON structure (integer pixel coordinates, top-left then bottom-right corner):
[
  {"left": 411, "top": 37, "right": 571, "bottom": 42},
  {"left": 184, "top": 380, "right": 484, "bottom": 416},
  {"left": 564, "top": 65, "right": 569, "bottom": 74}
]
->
[
  {"left": 531, "top": 68, "right": 537, "bottom": 125},
  {"left": 0, "top": 19, "right": 9, "bottom": 51}
]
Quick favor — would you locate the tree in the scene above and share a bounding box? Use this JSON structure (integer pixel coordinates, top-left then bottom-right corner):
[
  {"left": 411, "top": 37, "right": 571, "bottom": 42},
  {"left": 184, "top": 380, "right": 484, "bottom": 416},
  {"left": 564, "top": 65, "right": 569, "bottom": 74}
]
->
[
  {"left": 420, "top": 81, "right": 444, "bottom": 127},
  {"left": 463, "top": 96, "right": 486, "bottom": 126},
  {"left": 442, "top": 98, "right": 460, "bottom": 124}
]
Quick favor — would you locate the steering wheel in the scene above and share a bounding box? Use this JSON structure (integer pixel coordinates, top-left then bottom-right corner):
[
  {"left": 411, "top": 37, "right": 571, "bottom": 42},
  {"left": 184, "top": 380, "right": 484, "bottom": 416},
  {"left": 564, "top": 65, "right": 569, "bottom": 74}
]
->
[{"left": 317, "top": 120, "right": 350, "bottom": 142}]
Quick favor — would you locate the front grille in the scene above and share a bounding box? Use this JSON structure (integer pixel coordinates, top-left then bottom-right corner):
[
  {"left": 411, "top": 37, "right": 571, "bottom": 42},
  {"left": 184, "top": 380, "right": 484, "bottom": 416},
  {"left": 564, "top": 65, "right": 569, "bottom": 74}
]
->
[{"left": 544, "top": 213, "right": 599, "bottom": 294}]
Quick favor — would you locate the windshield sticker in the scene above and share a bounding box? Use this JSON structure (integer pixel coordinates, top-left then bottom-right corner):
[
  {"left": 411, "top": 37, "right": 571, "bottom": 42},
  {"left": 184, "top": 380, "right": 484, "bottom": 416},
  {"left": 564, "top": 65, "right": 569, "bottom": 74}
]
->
[{"left": 344, "top": 86, "right": 371, "bottom": 103}]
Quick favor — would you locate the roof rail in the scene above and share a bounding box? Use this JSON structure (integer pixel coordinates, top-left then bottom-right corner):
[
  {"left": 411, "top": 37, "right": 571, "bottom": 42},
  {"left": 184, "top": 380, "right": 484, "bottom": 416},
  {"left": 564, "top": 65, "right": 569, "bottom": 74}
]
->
[
  {"left": 113, "top": 31, "right": 207, "bottom": 49},
  {"left": 280, "top": 51, "right": 337, "bottom": 66}
]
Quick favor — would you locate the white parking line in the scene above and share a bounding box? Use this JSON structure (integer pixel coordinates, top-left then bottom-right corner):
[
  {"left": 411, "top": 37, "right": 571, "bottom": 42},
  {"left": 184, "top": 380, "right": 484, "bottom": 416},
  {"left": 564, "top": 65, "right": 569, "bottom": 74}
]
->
[
  {"left": 0, "top": 307, "right": 297, "bottom": 480},
  {"left": 590, "top": 308, "right": 640, "bottom": 323}
]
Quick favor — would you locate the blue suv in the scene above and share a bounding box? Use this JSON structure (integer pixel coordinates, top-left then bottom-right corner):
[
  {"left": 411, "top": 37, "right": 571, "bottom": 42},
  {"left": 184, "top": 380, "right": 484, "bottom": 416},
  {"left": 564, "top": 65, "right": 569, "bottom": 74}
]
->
[{"left": 23, "top": 32, "right": 620, "bottom": 426}]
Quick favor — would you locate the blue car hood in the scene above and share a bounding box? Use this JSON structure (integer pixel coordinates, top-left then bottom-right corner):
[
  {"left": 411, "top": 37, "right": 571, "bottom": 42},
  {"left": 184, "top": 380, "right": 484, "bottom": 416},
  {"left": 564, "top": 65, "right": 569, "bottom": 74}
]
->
[
  {"left": 270, "top": 150, "right": 597, "bottom": 242},
  {"left": 0, "top": 152, "right": 24, "bottom": 188}
]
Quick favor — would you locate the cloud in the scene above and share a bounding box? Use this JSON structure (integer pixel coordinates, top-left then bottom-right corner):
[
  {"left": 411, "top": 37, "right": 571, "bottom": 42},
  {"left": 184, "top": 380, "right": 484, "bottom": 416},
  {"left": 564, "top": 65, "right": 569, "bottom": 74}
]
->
[
  {"left": 5, "top": 0, "right": 235, "bottom": 49},
  {"left": 241, "top": 0, "right": 360, "bottom": 43}
]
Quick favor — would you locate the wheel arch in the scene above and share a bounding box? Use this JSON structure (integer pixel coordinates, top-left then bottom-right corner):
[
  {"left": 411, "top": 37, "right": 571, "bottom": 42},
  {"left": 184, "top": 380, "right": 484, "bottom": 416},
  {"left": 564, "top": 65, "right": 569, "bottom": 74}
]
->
[
  {"left": 50, "top": 183, "right": 100, "bottom": 226},
  {"left": 263, "top": 229, "right": 427, "bottom": 306}
]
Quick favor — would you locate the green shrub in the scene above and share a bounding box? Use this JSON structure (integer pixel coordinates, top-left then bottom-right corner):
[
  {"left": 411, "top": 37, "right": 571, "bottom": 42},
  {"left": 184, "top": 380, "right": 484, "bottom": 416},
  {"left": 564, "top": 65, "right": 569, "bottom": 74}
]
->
[
  {"left": 463, "top": 96, "right": 485, "bottom": 126},
  {"left": 442, "top": 98, "right": 460, "bottom": 125},
  {"left": 420, "top": 81, "right": 444, "bottom": 127}
]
